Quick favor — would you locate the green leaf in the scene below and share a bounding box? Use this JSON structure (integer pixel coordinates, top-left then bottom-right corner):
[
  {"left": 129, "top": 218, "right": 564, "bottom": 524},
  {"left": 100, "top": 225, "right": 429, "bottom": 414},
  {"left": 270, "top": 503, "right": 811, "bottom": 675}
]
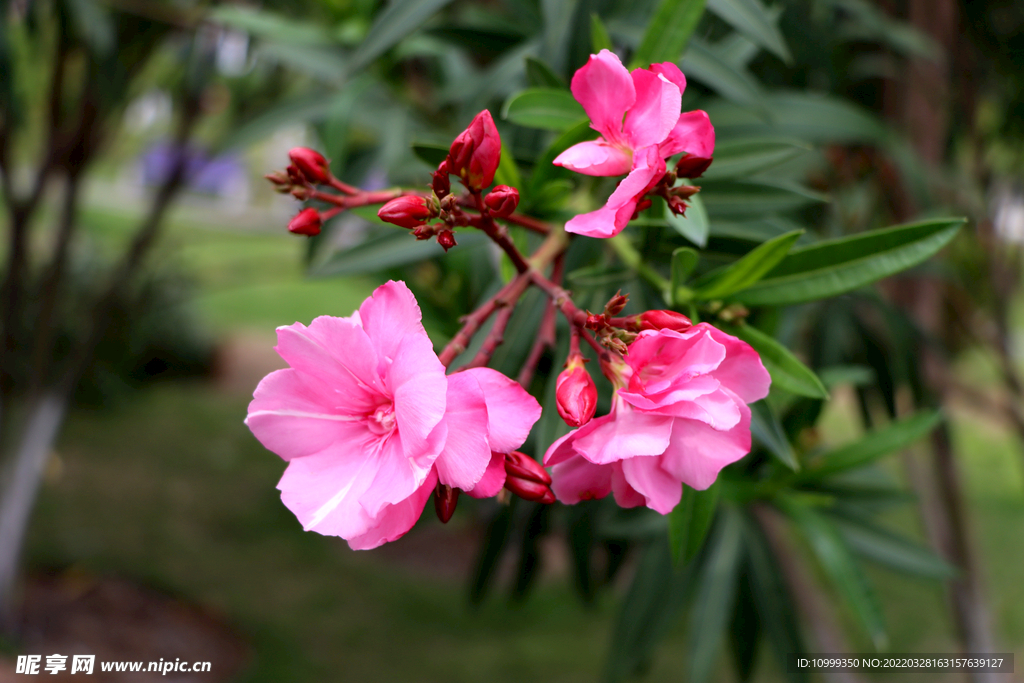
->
[
  {"left": 782, "top": 498, "right": 888, "bottom": 650},
  {"left": 502, "top": 88, "right": 586, "bottom": 131},
  {"left": 749, "top": 400, "right": 798, "bottom": 470},
  {"left": 633, "top": 0, "right": 707, "bottom": 68},
  {"left": 763, "top": 93, "right": 886, "bottom": 143},
  {"left": 734, "top": 218, "right": 965, "bottom": 306},
  {"left": 258, "top": 42, "right": 348, "bottom": 81},
  {"left": 670, "top": 247, "right": 699, "bottom": 305},
  {"left": 669, "top": 481, "right": 720, "bottom": 565},
  {"left": 827, "top": 511, "right": 956, "bottom": 579},
  {"left": 590, "top": 13, "right": 614, "bottom": 52},
  {"left": 313, "top": 229, "right": 486, "bottom": 276},
  {"left": 731, "top": 324, "right": 828, "bottom": 399},
  {"left": 567, "top": 265, "right": 633, "bottom": 288},
  {"left": 411, "top": 142, "right": 449, "bottom": 167},
  {"left": 527, "top": 119, "right": 596, "bottom": 198},
  {"left": 706, "top": 0, "right": 791, "bottom": 62},
  {"left": 699, "top": 180, "right": 827, "bottom": 218},
  {"left": 524, "top": 56, "right": 567, "bottom": 89},
  {"left": 729, "top": 565, "right": 761, "bottom": 683},
  {"left": 66, "top": 0, "right": 115, "bottom": 55},
  {"left": 700, "top": 138, "right": 809, "bottom": 181},
  {"left": 686, "top": 506, "right": 743, "bottom": 683},
  {"left": 681, "top": 38, "right": 764, "bottom": 108},
  {"left": 665, "top": 193, "right": 709, "bottom": 247},
  {"left": 693, "top": 230, "right": 803, "bottom": 300},
  {"left": 494, "top": 142, "right": 523, "bottom": 190},
  {"left": 347, "top": 0, "right": 456, "bottom": 75},
  {"left": 809, "top": 410, "right": 941, "bottom": 477},
  {"left": 209, "top": 6, "right": 333, "bottom": 44}
]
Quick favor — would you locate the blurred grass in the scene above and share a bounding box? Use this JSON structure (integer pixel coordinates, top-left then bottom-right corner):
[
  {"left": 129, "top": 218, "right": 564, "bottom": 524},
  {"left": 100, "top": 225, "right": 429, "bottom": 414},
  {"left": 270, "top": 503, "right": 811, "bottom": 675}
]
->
[{"left": 20, "top": 200, "right": 1024, "bottom": 681}]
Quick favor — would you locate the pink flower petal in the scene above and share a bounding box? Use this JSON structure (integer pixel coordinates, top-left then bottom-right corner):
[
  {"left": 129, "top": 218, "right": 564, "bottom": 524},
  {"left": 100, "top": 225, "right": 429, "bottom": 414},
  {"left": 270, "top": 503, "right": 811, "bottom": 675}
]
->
[
  {"left": 553, "top": 140, "right": 633, "bottom": 177},
  {"left": 388, "top": 333, "right": 448, "bottom": 466},
  {"left": 433, "top": 372, "right": 491, "bottom": 491},
  {"left": 571, "top": 50, "right": 635, "bottom": 144},
  {"left": 618, "top": 374, "right": 720, "bottom": 411},
  {"left": 550, "top": 454, "right": 612, "bottom": 504},
  {"left": 572, "top": 400, "right": 673, "bottom": 465},
  {"left": 565, "top": 148, "right": 666, "bottom": 238},
  {"left": 627, "top": 328, "right": 726, "bottom": 395},
  {"left": 359, "top": 431, "right": 435, "bottom": 518},
  {"left": 701, "top": 325, "right": 772, "bottom": 403},
  {"left": 649, "top": 62, "right": 687, "bottom": 96},
  {"left": 565, "top": 203, "right": 626, "bottom": 238},
  {"left": 465, "top": 451, "right": 507, "bottom": 498},
  {"left": 659, "top": 110, "right": 715, "bottom": 160},
  {"left": 357, "top": 280, "right": 429, "bottom": 372},
  {"left": 461, "top": 367, "right": 542, "bottom": 454},
  {"left": 610, "top": 463, "right": 646, "bottom": 508},
  {"left": 660, "top": 403, "right": 752, "bottom": 490},
  {"left": 348, "top": 470, "right": 437, "bottom": 550},
  {"left": 621, "top": 456, "right": 682, "bottom": 514},
  {"left": 624, "top": 68, "right": 682, "bottom": 150}
]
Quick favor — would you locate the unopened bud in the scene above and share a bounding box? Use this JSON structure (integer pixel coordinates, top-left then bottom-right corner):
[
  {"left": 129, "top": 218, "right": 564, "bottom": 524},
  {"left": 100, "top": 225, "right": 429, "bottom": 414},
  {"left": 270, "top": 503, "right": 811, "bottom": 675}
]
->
[
  {"left": 631, "top": 198, "right": 653, "bottom": 220},
  {"left": 412, "top": 225, "right": 435, "bottom": 240},
  {"left": 437, "top": 229, "right": 457, "bottom": 252},
  {"left": 288, "top": 147, "right": 330, "bottom": 184},
  {"left": 483, "top": 185, "right": 519, "bottom": 218},
  {"left": 556, "top": 354, "right": 597, "bottom": 427},
  {"left": 265, "top": 170, "right": 291, "bottom": 193},
  {"left": 432, "top": 161, "right": 451, "bottom": 199},
  {"left": 503, "top": 451, "right": 555, "bottom": 504},
  {"left": 639, "top": 310, "right": 692, "bottom": 332},
  {"left": 287, "top": 208, "right": 321, "bottom": 236},
  {"left": 585, "top": 313, "right": 607, "bottom": 331},
  {"left": 286, "top": 165, "right": 304, "bottom": 185},
  {"left": 675, "top": 153, "right": 713, "bottom": 179},
  {"left": 447, "top": 110, "right": 501, "bottom": 192},
  {"left": 434, "top": 482, "right": 459, "bottom": 523},
  {"left": 290, "top": 185, "right": 312, "bottom": 201},
  {"left": 378, "top": 195, "right": 435, "bottom": 229},
  {"left": 603, "top": 291, "right": 628, "bottom": 317},
  {"left": 666, "top": 195, "right": 689, "bottom": 216}
]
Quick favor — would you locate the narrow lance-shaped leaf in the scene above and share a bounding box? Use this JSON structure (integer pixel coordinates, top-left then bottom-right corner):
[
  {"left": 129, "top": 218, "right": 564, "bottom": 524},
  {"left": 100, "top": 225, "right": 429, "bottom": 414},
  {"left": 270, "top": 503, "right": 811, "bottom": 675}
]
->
[
  {"left": 706, "top": 0, "right": 791, "bottom": 63},
  {"left": 346, "top": 0, "right": 456, "bottom": 76},
  {"left": 681, "top": 38, "right": 764, "bottom": 109},
  {"left": 632, "top": 0, "right": 707, "bottom": 68},
  {"left": 666, "top": 193, "right": 709, "bottom": 247},
  {"left": 693, "top": 229, "right": 803, "bottom": 300},
  {"left": 590, "top": 13, "right": 614, "bottom": 52},
  {"left": 671, "top": 247, "right": 699, "bottom": 305},
  {"left": 826, "top": 510, "right": 957, "bottom": 579},
  {"left": 731, "top": 323, "right": 828, "bottom": 399},
  {"left": 669, "top": 480, "right": 720, "bottom": 565},
  {"left": 749, "top": 400, "right": 798, "bottom": 470},
  {"left": 733, "top": 218, "right": 965, "bottom": 306},
  {"left": 525, "top": 56, "right": 567, "bottom": 89},
  {"left": 699, "top": 138, "right": 809, "bottom": 181},
  {"left": 806, "top": 410, "right": 942, "bottom": 478},
  {"left": 502, "top": 88, "right": 586, "bottom": 131}
]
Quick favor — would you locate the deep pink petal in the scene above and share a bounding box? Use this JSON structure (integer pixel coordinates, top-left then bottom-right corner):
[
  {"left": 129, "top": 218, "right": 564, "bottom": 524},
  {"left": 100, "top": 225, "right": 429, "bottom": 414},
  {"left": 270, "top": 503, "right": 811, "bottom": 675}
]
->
[
  {"left": 359, "top": 431, "right": 435, "bottom": 518},
  {"left": 347, "top": 470, "right": 437, "bottom": 550},
  {"left": 553, "top": 140, "right": 633, "bottom": 177},
  {"left": 627, "top": 329, "right": 726, "bottom": 395},
  {"left": 565, "top": 203, "right": 627, "bottom": 238},
  {"left": 433, "top": 373, "right": 492, "bottom": 491},
  {"left": 550, "top": 454, "right": 612, "bottom": 504},
  {"left": 610, "top": 463, "right": 646, "bottom": 508},
  {"left": 388, "top": 333, "right": 447, "bottom": 466},
  {"left": 460, "top": 367, "right": 542, "bottom": 454},
  {"left": 659, "top": 110, "right": 715, "bottom": 159},
  {"left": 660, "top": 403, "right": 752, "bottom": 490},
  {"left": 466, "top": 452, "right": 507, "bottom": 498},
  {"left": 624, "top": 68, "right": 682, "bottom": 149},
  {"left": 572, "top": 400, "right": 673, "bottom": 465},
  {"left": 649, "top": 62, "right": 687, "bottom": 96},
  {"left": 621, "top": 456, "right": 682, "bottom": 514},
  {"left": 246, "top": 369, "right": 375, "bottom": 461},
  {"left": 618, "top": 374, "right": 720, "bottom": 411},
  {"left": 571, "top": 50, "right": 635, "bottom": 144},
  {"left": 565, "top": 148, "right": 665, "bottom": 238},
  {"left": 700, "top": 324, "right": 772, "bottom": 403},
  {"left": 357, "top": 280, "right": 429, "bottom": 372}
]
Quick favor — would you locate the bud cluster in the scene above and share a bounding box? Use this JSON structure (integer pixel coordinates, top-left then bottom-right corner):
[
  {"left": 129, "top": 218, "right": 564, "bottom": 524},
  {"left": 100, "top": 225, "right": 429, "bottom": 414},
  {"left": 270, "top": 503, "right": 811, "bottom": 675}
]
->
[{"left": 503, "top": 451, "right": 555, "bottom": 504}]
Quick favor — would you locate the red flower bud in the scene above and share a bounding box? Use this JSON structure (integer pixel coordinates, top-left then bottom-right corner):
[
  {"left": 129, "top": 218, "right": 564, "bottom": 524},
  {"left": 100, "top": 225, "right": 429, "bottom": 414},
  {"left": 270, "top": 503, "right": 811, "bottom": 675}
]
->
[
  {"left": 288, "top": 147, "right": 330, "bottom": 184},
  {"left": 287, "top": 208, "right": 321, "bottom": 236},
  {"left": 378, "top": 195, "right": 435, "bottom": 229},
  {"left": 434, "top": 482, "right": 459, "bottom": 523},
  {"left": 666, "top": 195, "right": 689, "bottom": 216},
  {"left": 639, "top": 310, "right": 692, "bottom": 332},
  {"left": 437, "top": 229, "right": 457, "bottom": 252},
  {"left": 675, "top": 153, "right": 713, "bottom": 179},
  {"left": 447, "top": 110, "right": 501, "bottom": 192},
  {"left": 483, "top": 185, "right": 519, "bottom": 218},
  {"left": 585, "top": 313, "right": 607, "bottom": 331},
  {"left": 503, "top": 451, "right": 555, "bottom": 504},
  {"left": 432, "top": 161, "right": 451, "bottom": 199},
  {"left": 556, "top": 355, "right": 597, "bottom": 427},
  {"left": 604, "top": 290, "right": 628, "bottom": 317},
  {"left": 265, "top": 170, "right": 291, "bottom": 193},
  {"left": 412, "top": 225, "right": 435, "bottom": 240}
]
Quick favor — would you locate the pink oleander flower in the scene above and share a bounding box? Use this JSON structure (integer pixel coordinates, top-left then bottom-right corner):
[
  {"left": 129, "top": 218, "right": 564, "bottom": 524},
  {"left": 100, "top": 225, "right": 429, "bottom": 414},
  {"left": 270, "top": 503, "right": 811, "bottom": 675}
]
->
[
  {"left": 553, "top": 49, "right": 715, "bottom": 238},
  {"left": 245, "top": 281, "right": 541, "bottom": 549},
  {"left": 544, "top": 324, "right": 769, "bottom": 514},
  {"left": 556, "top": 353, "right": 597, "bottom": 427}
]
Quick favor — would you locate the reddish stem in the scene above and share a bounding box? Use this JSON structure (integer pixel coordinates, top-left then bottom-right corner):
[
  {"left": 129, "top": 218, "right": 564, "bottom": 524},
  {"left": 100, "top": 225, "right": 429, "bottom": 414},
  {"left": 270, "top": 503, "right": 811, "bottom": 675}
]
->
[
  {"left": 463, "top": 302, "right": 517, "bottom": 370},
  {"left": 327, "top": 176, "right": 360, "bottom": 195},
  {"left": 438, "top": 272, "right": 531, "bottom": 367},
  {"left": 517, "top": 256, "right": 562, "bottom": 387}
]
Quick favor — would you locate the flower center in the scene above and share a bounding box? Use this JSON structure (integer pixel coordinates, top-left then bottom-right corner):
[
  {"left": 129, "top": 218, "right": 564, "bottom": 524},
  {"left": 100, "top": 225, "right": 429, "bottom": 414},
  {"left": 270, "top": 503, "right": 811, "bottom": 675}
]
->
[{"left": 368, "top": 403, "right": 397, "bottom": 436}]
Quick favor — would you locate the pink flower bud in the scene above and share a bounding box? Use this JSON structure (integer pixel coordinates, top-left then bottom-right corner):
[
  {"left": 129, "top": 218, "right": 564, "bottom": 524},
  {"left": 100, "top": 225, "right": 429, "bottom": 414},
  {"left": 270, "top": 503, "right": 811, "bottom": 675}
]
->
[
  {"left": 288, "top": 147, "right": 330, "bottom": 184},
  {"left": 287, "top": 208, "right": 321, "bottom": 236},
  {"left": 378, "top": 195, "right": 435, "bottom": 229},
  {"left": 483, "top": 185, "right": 519, "bottom": 218},
  {"left": 447, "top": 110, "right": 501, "bottom": 192},
  {"left": 639, "top": 310, "right": 692, "bottom": 332},
  {"left": 503, "top": 451, "right": 555, "bottom": 504},
  {"left": 436, "top": 229, "right": 457, "bottom": 252},
  {"left": 675, "top": 153, "right": 713, "bottom": 179},
  {"left": 434, "top": 482, "right": 459, "bottom": 523},
  {"left": 432, "top": 161, "right": 451, "bottom": 199},
  {"left": 556, "top": 354, "right": 597, "bottom": 427}
]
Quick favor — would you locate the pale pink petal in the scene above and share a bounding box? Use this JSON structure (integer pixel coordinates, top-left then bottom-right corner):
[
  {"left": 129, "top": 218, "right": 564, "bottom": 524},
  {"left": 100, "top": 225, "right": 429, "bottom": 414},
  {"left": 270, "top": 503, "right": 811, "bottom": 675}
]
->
[
  {"left": 460, "top": 367, "right": 542, "bottom": 454},
  {"left": 649, "top": 62, "right": 687, "bottom": 96},
  {"left": 624, "top": 69, "right": 682, "bottom": 149},
  {"left": 348, "top": 470, "right": 437, "bottom": 550},
  {"left": 359, "top": 431, "right": 433, "bottom": 518},
  {"left": 565, "top": 203, "right": 627, "bottom": 238},
  {"left": 246, "top": 369, "right": 374, "bottom": 461},
  {"left": 659, "top": 110, "right": 715, "bottom": 159},
  {"left": 571, "top": 49, "right": 635, "bottom": 144},
  {"left": 610, "top": 463, "right": 646, "bottom": 508},
  {"left": 551, "top": 454, "right": 612, "bottom": 504},
  {"left": 433, "top": 373, "right": 491, "bottom": 491},
  {"left": 572, "top": 400, "right": 673, "bottom": 465},
  {"left": 618, "top": 374, "right": 720, "bottom": 411},
  {"left": 466, "top": 452, "right": 507, "bottom": 498},
  {"left": 565, "top": 149, "right": 665, "bottom": 238},
  {"left": 631, "top": 387, "right": 740, "bottom": 430},
  {"left": 660, "top": 403, "right": 752, "bottom": 490},
  {"left": 702, "top": 325, "right": 772, "bottom": 403},
  {"left": 357, "top": 280, "right": 429, "bottom": 371},
  {"left": 621, "top": 456, "right": 682, "bottom": 514},
  {"left": 553, "top": 140, "right": 633, "bottom": 177},
  {"left": 627, "top": 329, "right": 726, "bottom": 395},
  {"left": 388, "top": 333, "right": 447, "bottom": 466}
]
